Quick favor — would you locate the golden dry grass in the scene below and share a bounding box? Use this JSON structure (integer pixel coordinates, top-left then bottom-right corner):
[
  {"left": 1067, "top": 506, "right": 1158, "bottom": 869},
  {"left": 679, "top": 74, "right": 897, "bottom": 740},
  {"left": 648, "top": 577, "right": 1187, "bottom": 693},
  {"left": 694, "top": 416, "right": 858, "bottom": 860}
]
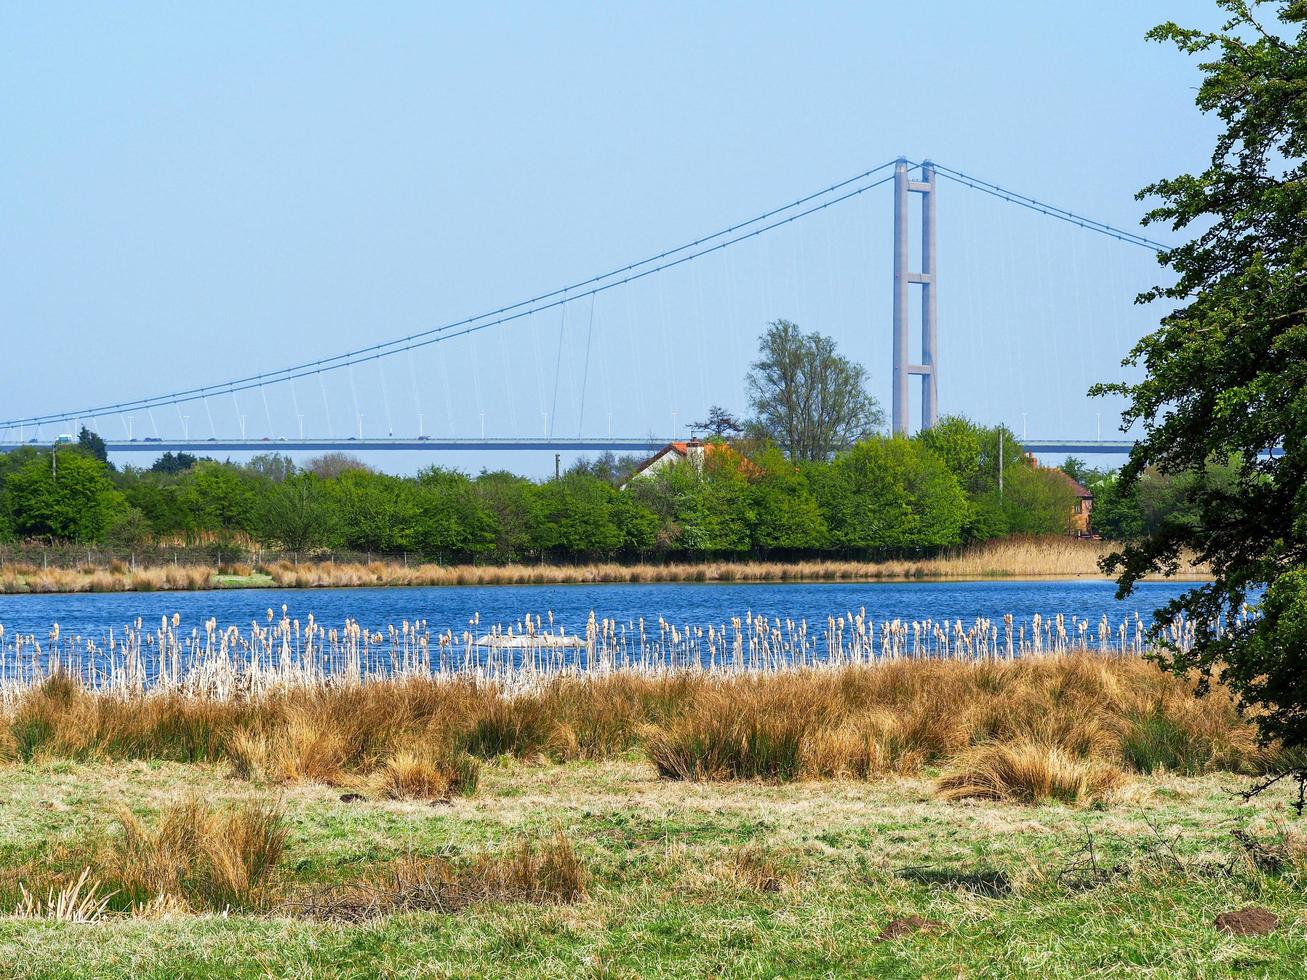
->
[
  {"left": 102, "top": 797, "right": 287, "bottom": 912},
  {"left": 375, "top": 749, "right": 480, "bottom": 800},
  {"left": 936, "top": 740, "right": 1128, "bottom": 805},
  {"left": 1, "top": 798, "right": 290, "bottom": 916},
  {"left": 0, "top": 537, "right": 1210, "bottom": 593},
  {"left": 0, "top": 655, "right": 1265, "bottom": 808}
]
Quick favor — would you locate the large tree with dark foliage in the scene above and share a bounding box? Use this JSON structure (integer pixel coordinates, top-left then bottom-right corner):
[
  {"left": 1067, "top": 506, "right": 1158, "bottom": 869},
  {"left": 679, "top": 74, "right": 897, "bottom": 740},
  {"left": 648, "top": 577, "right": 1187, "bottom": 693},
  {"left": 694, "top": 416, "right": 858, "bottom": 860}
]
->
[
  {"left": 1092, "top": 2, "right": 1307, "bottom": 797},
  {"left": 77, "top": 426, "right": 109, "bottom": 465}
]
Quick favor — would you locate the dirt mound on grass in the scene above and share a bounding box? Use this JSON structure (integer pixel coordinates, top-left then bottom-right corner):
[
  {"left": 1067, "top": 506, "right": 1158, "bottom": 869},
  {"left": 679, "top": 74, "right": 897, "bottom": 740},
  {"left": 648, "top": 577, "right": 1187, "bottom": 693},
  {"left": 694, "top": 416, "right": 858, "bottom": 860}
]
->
[{"left": 1214, "top": 907, "right": 1278, "bottom": 936}]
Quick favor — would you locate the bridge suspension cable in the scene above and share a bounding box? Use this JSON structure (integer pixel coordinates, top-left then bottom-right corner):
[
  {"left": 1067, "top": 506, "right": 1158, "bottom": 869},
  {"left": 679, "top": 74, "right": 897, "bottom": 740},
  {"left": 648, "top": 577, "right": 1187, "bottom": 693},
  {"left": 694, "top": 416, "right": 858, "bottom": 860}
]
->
[
  {"left": 927, "top": 163, "right": 1171, "bottom": 253},
  {"left": 3, "top": 161, "right": 906, "bottom": 431},
  {"left": 2, "top": 156, "right": 1173, "bottom": 433}
]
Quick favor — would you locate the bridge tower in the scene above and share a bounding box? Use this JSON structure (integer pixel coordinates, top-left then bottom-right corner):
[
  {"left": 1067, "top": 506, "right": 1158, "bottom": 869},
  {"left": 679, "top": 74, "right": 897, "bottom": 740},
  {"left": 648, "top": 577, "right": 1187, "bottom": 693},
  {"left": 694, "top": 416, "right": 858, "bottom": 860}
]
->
[{"left": 892, "top": 157, "right": 937, "bottom": 435}]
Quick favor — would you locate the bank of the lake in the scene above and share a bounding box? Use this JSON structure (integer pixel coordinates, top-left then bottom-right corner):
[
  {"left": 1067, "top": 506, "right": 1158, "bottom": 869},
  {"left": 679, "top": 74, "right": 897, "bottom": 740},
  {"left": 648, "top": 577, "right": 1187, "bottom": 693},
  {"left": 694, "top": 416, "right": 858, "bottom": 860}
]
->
[{"left": 0, "top": 537, "right": 1209, "bottom": 595}]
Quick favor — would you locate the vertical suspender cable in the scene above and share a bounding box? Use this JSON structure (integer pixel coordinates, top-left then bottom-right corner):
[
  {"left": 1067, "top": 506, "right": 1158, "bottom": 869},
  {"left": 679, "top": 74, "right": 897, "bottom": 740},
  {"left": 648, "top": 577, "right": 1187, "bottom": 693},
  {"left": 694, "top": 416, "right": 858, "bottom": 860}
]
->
[
  {"left": 407, "top": 349, "right": 424, "bottom": 438},
  {"left": 577, "top": 293, "right": 596, "bottom": 438},
  {"left": 550, "top": 293, "right": 567, "bottom": 438},
  {"left": 260, "top": 384, "right": 275, "bottom": 439},
  {"left": 317, "top": 373, "right": 333, "bottom": 439},
  {"left": 347, "top": 363, "right": 362, "bottom": 438},
  {"left": 377, "top": 361, "right": 393, "bottom": 436}
]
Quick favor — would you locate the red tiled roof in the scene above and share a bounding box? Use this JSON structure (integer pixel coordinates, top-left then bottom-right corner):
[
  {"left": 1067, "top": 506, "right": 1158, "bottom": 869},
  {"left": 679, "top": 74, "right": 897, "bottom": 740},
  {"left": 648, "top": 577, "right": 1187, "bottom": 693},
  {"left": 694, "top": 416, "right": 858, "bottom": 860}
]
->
[
  {"left": 1047, "top": 467, "right": 1093, "bottom": 499},
  {"left": 628, "top": 440, "right": 758, "bottom": 479}
]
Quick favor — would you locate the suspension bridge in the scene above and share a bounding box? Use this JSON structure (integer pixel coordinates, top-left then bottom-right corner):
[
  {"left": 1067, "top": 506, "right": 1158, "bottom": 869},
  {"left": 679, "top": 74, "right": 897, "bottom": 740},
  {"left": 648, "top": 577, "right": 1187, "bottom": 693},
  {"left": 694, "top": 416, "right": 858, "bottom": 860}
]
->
[{"left": 0, "top": 156, "right": 1169, "bottom": 460}]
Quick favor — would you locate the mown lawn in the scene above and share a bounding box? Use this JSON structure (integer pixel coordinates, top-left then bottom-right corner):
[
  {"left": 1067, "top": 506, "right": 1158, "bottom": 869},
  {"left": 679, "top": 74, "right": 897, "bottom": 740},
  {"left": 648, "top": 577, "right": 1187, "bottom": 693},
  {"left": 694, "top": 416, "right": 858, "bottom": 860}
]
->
[{"left": 0, "top": 758, "right": 1303, "bottom": 978}]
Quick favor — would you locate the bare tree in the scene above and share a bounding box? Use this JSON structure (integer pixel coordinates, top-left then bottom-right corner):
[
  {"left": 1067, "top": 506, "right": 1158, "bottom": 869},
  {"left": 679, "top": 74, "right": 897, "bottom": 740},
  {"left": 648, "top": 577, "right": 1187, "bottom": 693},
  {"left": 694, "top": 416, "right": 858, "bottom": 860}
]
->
[
  {"left": 305, "top": 452, "right": 370, "bottom": 479},
  {"left": 746, "top": 320, "right": 883, "bottom": 461}
]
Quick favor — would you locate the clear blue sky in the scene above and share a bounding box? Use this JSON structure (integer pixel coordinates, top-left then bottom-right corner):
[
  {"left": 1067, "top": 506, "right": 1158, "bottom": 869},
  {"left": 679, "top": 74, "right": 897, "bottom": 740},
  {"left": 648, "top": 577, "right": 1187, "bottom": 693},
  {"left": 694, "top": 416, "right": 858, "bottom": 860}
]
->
[{"left": 0, "top": 2, "right": 1222, "bottom": 474}]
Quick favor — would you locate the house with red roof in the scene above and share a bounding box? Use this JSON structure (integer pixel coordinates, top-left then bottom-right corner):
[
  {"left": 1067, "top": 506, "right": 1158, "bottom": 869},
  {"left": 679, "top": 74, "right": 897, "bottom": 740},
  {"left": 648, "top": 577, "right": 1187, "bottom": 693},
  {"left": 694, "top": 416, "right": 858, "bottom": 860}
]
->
[{"left": 624, "top": 438, "right": 757, "bottom": 485}]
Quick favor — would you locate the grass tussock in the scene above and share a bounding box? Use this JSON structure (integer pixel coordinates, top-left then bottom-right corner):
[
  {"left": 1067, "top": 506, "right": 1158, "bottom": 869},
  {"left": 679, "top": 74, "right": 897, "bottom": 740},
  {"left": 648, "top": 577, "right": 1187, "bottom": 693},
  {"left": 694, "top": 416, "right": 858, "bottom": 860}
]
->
[
  {"left": 101, "top": 798, "right": 287, "bottom": 913},
  {"left": 0, "top": 537, "right": 1211, "bottom": 594},
  {"left": 375, "top": 749, "right": 480, "bottom": 801},
  {"left": 0, "top": 656, "right": 1266, "bottom": 807},
  {"left": 3, "top": 799, "right": 287, "bottom": 918},
  {"left": 290, "top": 830, "right": 586, "bottom": 922},
  {"left": 935, "top": 740, "right": 1127, "bottom": 805},
  {"left": 636, "top": 655, "right": 1265, "bottom": 805}
]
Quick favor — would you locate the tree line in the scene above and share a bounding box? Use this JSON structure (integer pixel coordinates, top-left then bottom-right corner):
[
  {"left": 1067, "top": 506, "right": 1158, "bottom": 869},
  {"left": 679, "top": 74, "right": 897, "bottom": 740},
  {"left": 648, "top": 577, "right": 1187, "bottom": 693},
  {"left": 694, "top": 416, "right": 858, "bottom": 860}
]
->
[{"left": 0, "top": 417, "right": 1092, "bottom": 561}]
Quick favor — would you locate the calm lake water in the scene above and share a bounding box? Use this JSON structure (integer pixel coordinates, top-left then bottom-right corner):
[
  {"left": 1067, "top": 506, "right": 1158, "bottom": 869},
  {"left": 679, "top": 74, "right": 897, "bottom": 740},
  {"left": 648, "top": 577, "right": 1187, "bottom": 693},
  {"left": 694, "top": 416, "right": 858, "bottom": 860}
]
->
[{"left": 0, "top": 579, "right": 1202, "bottom": 640}]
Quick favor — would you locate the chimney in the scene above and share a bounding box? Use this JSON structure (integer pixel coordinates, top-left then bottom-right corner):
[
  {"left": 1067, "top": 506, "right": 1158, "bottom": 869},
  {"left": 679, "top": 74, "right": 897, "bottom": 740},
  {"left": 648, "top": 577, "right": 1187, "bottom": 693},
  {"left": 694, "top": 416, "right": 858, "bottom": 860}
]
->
[{"left": 686, "top": 437, "right": 705, "bottom": 471}]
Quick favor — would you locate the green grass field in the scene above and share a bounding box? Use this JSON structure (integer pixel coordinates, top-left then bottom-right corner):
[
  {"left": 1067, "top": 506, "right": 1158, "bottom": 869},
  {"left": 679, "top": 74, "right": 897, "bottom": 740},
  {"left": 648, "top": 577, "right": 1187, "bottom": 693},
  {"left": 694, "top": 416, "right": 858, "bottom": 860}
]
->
[{"left": 0, "top": 757, "right": 1302, "bottom": 978}]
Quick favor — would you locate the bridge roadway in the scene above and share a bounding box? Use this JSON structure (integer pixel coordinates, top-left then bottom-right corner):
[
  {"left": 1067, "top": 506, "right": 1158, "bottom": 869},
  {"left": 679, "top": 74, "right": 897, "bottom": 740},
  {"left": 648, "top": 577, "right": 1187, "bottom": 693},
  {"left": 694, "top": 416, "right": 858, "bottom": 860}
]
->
[{"left": 0, "top": 437, "right": 1138, "bottom": 455}]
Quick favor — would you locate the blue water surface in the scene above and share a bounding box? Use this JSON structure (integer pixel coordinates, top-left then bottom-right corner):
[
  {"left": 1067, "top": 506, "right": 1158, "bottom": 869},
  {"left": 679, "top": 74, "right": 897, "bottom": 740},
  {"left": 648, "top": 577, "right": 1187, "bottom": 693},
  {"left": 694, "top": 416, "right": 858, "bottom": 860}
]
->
[{"left": 0, "top": 579, "right": 1202, "bottom": 641}]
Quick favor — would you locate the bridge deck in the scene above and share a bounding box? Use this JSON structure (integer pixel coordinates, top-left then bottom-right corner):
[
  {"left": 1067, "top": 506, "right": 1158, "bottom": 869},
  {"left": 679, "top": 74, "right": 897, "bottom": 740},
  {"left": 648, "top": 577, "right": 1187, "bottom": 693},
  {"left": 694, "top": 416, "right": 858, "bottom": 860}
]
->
[{"left": 0, "top": 437, "right": 1138, "bottom": 455}]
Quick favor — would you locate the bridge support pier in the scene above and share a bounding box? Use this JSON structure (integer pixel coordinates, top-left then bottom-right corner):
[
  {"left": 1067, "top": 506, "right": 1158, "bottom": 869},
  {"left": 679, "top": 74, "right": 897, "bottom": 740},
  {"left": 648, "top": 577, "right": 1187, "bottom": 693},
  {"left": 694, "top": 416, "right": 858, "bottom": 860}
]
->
[{"left": 892, "top": 158, "right": 937, "bottom": 435}]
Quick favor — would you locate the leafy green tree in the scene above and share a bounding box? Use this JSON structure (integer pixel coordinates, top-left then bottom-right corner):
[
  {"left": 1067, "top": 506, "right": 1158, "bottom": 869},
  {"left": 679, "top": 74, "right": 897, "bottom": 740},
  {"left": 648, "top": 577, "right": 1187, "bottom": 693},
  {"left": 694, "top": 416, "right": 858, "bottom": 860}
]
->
[
  {"left": 1089, "top": 3, "right": 1307, "bottom": 783},
  {"left": 1001, "top": 464, "right": 1077, "bottom": 535},
  {"left": 1, "top": 451, "right": 126, "bottom": 542},
  {"left": 610, "top": 489, "right": 659, "bottom": 555},
  {"left": 411, "top": 467, "right": 495, "bottom": 561},
  {"left": 916, "top": 415, "right": 983, "bottom": 485},
  {"left": 475, "top": 470, "right": 540, "bottom": 562},
  {"left": 567, "top": 452, "right": 643, "bottom": 487},
  {"left": 1059, "top": 457, "right": 1095, "bottom": 485},
  {"left": 811, "top": 436, "right": 966, "bottom": 551},
  {"left": 748, "top": 445, "right": 828, "bottom": 553},
  {"left": 117, "top": 470, "right": 190, "bottom": 538},
  {"left": 629, "top": 453, "right": 753, "bottom": 556},
  {"left": 77, "top": 426, "right": 109, "bottom": 465},
  {"left": 180, "top": 462, "right": 257, "bottom": 540},
  {"left": 531, "top": 474, "right": 624, "bottom": 559},
  {"left": 244, "top": 453, "right": 296, "bottom": 483},
  {"left": 104, "top": 506, "right": 152, "bottom": 549},
  {"left": 326, "top": 469, "right": 416, "bottom": 553},
  {"left": 150, "top": 452, "right": 202, "bottom": 474},
  {"left": 746, "top": 320, "right": 884, "bottom": 461},
  {"left": 256, "top": 472, "right": 333, "bottom": 552},
  {"left": 1086, "top": 473, "right": 1145, "bottom": 541}
]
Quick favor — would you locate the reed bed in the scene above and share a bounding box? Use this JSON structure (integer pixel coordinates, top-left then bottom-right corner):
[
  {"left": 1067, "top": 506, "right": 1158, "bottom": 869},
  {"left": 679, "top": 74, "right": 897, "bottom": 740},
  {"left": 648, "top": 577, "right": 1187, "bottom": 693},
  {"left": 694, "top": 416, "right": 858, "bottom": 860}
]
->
[
  {"left": 0, "top": 537, "right": 1211, "bottom": 593},
  {"left": 0, "top": 599, "right": 1248, "bottom": 703}
]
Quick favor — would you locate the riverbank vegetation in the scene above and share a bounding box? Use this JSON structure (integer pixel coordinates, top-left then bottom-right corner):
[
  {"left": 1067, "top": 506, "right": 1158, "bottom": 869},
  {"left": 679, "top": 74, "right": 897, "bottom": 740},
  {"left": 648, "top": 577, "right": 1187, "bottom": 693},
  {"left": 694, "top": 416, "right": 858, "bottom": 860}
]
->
[
  {"left": 0, "top": 656, "right": 1302, "bottom": 975},
  {"left": 0, "top": 537, "right": 1209, "bottom": 594},
  {"left": 0, "top": 418, "right": 1217, "bottom": 573},
  {"left": 0, "top": 656, "right": 1273, "bottom": 800}
]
